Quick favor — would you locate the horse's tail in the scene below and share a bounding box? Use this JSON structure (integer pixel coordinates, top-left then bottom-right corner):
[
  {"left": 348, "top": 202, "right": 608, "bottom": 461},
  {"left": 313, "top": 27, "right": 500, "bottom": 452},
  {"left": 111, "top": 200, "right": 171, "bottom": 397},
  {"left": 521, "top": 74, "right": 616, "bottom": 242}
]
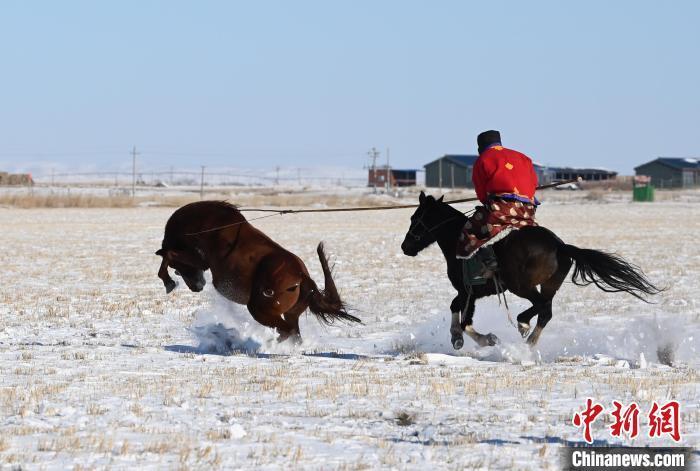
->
[
  {"left": 302, "top": 242, "right": 361, "bottom": 325},
  {"left": 560, "top": 244, "right": 663, "bottom": 302}
]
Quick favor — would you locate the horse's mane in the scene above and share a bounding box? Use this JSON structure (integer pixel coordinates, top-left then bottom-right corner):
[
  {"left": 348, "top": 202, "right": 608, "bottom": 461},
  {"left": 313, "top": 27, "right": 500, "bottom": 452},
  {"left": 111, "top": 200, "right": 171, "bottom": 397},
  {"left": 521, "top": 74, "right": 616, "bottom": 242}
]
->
[
  {"left": 211, "top": 200, "right": 239, "bottom": 211},
  {"left": 184, "top": 200, "right": 244, "bottom": 219},
  {"left": 211, "top": 200, "right": 245, "bottom": 220}
]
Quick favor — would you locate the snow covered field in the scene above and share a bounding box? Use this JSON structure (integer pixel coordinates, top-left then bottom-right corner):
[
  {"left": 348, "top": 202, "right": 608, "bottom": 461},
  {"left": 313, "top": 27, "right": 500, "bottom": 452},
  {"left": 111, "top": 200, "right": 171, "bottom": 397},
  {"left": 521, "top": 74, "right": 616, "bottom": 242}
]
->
[{"left": 0, "top": 198, "right": 698, "bottom": 469}]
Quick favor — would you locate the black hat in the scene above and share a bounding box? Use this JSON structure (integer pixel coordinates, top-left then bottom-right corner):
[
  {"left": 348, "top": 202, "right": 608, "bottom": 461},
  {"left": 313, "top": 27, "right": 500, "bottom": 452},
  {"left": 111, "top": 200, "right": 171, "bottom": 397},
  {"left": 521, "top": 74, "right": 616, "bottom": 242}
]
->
[{"left": 477, "top": 130, "right": 502, "bottom": 154}]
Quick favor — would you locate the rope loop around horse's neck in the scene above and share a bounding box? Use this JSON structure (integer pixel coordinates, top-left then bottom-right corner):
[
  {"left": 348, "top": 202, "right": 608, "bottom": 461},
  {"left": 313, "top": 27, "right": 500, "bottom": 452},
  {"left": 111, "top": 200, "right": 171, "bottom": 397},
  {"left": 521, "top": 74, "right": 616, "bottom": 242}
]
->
[
  {"left": 236, "top": 197, "right": 478, "bottom": 214},
  {"left": 235, "top": 178, "right": 579, "bottom": 215},
  {"left": 185, "top": 178, "right": 579, "bottom": 236}
]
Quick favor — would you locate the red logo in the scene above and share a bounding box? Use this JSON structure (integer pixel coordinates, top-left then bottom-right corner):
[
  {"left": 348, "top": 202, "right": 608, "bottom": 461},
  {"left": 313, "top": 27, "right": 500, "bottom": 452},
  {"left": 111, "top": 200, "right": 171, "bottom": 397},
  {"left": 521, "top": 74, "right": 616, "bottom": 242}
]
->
[
  {"left": 648, "top": 401, "right": 681, "bottom": 442},
  {"left": 610, "top": 401, "right": 640, "bottom": 439},
  {"left": 572, "top": 398, "right": 604, "bottom": 444},
  {"left": 573, "top": 400, "right": 681, "bottom": 443}
]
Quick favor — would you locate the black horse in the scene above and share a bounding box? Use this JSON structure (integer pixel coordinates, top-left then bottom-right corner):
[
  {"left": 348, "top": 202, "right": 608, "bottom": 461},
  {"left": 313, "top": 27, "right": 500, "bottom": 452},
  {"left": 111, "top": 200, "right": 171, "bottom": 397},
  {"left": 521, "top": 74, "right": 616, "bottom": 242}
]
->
[{"left": 401, "top": 192, "right": 661, "bottom": 349}]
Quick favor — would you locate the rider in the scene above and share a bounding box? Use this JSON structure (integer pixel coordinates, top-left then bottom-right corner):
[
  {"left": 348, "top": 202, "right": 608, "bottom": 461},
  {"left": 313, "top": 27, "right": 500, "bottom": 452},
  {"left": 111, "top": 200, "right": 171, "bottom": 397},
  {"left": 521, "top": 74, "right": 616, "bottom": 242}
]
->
[{"left": 458, "top": 130, "right": 539, "bottom": 282}]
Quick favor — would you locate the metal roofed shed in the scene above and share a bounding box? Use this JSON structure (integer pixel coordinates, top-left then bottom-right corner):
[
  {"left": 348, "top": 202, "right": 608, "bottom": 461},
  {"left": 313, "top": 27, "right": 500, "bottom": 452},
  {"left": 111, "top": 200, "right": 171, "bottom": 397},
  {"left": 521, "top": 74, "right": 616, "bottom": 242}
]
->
[
  {"left": 423, "top": 154, "right": 616, "bottom": 190},
  {"left": 424, "top": 154, "right": 478, "bottom": 189},
  {"left": 367, "top": 167, "right": 417, "bottom": 187},
  {"left": 540, "top": 167, "right": 617, "bottom": 182},
  {"left": 634, "top": 157, "right": 700, "bottom": 188}
]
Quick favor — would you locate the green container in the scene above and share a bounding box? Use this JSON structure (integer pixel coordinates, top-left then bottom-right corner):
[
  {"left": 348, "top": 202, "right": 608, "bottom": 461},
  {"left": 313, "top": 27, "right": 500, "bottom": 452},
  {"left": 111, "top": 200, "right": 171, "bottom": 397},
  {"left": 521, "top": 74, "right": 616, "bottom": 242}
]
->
[{"left": 633, "top": 185, "right": 655, "bottom": 202}]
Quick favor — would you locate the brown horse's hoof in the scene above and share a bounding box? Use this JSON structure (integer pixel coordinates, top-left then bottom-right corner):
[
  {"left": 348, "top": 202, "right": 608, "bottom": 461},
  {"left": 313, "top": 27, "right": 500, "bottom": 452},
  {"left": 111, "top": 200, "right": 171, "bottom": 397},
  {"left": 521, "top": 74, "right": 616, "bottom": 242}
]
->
[
  {"left": 165, "top": 279, "right": 178, "bottom": 294},
  {"left": 277, "top": 333, "right": 303, "bottom": 345},
  {"left": 479, "top": 333, "right": 499, "bottom": 347}
]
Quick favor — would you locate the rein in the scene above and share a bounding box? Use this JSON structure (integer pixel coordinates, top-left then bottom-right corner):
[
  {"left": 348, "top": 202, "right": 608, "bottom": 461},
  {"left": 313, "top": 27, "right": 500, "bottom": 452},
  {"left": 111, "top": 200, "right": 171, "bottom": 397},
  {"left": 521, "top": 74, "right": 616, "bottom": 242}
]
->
[{"left": 407, "top": 210, "right": 469, "bottom": 241}]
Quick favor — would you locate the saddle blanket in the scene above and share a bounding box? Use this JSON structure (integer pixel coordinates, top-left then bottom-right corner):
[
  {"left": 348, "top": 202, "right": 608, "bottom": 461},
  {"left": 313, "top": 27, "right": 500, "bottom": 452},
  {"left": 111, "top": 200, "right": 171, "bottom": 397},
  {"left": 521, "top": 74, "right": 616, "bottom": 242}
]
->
[{"left": 457, "top": 199, "right": 537, "bottom": 259}]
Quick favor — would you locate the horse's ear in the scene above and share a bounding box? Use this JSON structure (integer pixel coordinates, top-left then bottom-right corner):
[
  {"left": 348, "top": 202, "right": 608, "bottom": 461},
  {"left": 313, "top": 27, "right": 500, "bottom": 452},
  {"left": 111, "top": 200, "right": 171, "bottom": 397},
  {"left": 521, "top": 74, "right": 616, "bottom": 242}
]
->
[
  {"left": 437, "top": 195, "right": 444, "bottom": 202},
  {"left": 419, "top": 191, "right": 426, "bottom": 203}
]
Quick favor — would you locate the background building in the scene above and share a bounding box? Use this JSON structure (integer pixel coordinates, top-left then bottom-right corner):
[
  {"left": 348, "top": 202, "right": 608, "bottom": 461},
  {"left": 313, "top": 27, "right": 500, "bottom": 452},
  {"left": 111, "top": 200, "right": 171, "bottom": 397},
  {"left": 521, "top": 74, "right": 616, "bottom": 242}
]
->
[
  {"left": 634, "top": 157, "right": 700, "bottom": 188},
  {"left": 0, "top": 172, "right": 34, "bottom": 186},
  {"left": 424, "top": 155, "right": 477, "bottom": 188},
  {"left": 539, "top": 167, "right": 617, "bottom": 183},
  {"left": 367, "top": 167, "right": 417, "bottom": 187},
  {"left": 424, "top": 155, "right": 616, "bottom": 188}
]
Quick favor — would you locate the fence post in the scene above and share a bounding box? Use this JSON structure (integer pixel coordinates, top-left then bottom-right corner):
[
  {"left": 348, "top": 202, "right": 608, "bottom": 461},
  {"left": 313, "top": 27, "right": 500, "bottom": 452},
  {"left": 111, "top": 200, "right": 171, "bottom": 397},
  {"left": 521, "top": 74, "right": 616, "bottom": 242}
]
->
[{"left": 200, "top": 166, "right": 205, "bottom": 200}]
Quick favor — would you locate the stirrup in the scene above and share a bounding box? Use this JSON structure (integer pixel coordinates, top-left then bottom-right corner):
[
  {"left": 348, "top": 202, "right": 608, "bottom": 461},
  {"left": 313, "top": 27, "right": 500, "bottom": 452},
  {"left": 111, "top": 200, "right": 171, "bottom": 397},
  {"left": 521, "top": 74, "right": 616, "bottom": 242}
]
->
[{"left": 462, "top": 256, "right": 488, "bottom": 286}]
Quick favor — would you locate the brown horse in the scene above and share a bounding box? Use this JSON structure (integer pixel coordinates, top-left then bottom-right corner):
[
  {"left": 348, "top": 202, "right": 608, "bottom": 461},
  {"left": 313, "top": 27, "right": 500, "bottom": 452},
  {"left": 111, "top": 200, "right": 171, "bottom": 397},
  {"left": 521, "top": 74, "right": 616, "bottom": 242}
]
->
[
  {"left": 156, "top": 201, "right": 360, "bottom": 343},
  {"left": 401, "top": 192, "right": 661, "bottom": 349}
]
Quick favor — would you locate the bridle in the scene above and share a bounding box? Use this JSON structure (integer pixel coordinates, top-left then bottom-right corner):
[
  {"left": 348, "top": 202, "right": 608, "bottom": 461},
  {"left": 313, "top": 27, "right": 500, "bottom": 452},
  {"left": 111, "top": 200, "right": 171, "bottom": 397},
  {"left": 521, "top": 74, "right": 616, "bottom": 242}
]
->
[
  {"left": 406, "top": 208, "right": 430, "bottom": 241},
  {"left": 407, "top": 206, "right": 467, "bottom": 242}
]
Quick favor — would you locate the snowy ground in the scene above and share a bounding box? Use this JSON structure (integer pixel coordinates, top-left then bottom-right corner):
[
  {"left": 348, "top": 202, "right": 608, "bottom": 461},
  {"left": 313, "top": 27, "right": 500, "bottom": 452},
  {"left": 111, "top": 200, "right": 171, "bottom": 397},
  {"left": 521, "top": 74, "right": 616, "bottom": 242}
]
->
[{"left": 0, "top": 198, "right": 698, "bottom": 469}]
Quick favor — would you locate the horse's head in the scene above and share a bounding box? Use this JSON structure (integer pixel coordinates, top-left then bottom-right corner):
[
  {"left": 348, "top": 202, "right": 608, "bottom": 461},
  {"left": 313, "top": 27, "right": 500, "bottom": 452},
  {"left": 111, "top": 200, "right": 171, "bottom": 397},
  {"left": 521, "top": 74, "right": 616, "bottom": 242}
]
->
[
  {"left": 156, "top": 248, "right": 206, "bottom": 292},
  {"left": 401, "top": 191, "right": 448, "bottom": 256}
]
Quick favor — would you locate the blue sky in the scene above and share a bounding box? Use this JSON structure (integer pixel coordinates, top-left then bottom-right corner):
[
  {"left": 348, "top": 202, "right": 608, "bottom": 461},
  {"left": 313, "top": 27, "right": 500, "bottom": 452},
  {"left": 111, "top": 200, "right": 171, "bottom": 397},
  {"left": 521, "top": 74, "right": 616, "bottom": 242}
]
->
[{"left": 1, "top": 1, "right": 698, "bottom": 175}]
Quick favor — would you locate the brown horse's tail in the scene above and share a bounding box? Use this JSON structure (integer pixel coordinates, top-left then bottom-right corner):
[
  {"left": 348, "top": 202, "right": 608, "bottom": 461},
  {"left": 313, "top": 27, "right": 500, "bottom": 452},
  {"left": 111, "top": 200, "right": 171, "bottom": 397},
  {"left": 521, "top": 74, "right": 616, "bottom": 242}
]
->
[
  {"left": 560, "top": 244, "right": 663, "bottom": 302},
  {"left": 302, "top": 242, "right": 361, "bottom": 325}
]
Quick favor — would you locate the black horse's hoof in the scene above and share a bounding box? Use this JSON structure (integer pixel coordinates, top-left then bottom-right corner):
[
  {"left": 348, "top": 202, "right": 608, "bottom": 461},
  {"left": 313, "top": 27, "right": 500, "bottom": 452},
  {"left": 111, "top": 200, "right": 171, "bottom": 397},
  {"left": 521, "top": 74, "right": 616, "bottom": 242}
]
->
[
  {"left": 165, "top": 280, "right": 178, "bottom": 294},
  {"left": 518, "top": 322, "right": 531, "bottom": 338},
  {"left": 452, "top": 336, "right": 464, "bottom": 350}
]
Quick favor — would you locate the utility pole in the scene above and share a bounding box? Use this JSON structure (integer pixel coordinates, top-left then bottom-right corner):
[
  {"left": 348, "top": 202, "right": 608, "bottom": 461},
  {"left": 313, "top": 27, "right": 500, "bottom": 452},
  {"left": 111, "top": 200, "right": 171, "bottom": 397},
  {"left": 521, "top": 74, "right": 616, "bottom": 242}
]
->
[
  {"left": 367, "top": 147, "right": 379, "bottom": 192},
  {"left": 170, "top": 165, "right": 174, "bottom": 185},
  {"left": 131, "top": 146, "right": 139, "bottom": 198},
  {"left": 275, "top": 166, "right": 280, "bottom": 186},
  {"left": 200, "top": 166, "right": 205, "bottom": 200},
  {"left": 51, "top": 168, "right": 55, "bottom": 187}
]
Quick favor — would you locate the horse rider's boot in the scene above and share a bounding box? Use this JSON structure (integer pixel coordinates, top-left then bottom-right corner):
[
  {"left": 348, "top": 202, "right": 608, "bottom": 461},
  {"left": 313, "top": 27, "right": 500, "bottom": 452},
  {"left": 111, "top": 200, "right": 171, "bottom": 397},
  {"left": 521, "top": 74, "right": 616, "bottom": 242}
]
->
[
  {"left": 464, "top": 256, "right": 487, "bottom": 286},
  {"left": 477, "top": 246, "right": 498, "bottom": 279}
]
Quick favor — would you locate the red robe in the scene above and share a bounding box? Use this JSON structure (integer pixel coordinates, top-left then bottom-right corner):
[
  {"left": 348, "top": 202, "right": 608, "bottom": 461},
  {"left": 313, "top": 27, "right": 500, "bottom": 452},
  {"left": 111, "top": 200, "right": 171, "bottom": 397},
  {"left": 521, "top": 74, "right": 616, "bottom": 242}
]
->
[{"left": 472, "top": 145, "right": 538, "bottom": 204}]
